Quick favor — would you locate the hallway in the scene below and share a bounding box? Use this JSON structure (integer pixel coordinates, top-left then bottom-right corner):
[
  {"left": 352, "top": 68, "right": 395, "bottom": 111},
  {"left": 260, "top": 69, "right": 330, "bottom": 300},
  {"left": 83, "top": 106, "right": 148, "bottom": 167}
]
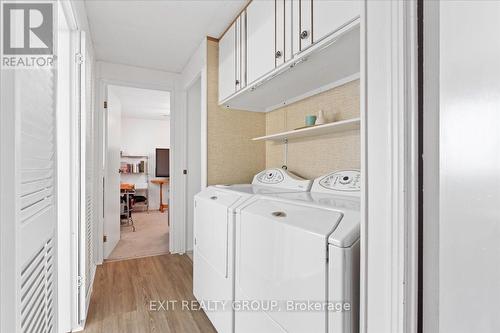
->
[{"left": 82, "top": 255, "right": 216, "bottom": 333}]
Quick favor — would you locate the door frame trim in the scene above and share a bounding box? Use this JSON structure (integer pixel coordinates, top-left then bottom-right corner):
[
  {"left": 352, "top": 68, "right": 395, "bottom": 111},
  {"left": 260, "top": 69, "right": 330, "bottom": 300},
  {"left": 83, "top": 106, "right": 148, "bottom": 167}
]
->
[
  {"left": 361, "top": 1, "right": 419, "bottom": 332},
  {"left": 96, "top": 78, "right": 175, "bottom": 262},
  {"left": 56, "top": 1, "right": 81, "bottom": 331}
]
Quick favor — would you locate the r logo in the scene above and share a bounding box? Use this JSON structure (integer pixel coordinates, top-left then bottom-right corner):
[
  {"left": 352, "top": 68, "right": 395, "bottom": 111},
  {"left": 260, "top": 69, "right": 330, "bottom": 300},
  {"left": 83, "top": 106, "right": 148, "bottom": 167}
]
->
[{"left": 3, "top": 3, "right": 53, "bottom": 55}]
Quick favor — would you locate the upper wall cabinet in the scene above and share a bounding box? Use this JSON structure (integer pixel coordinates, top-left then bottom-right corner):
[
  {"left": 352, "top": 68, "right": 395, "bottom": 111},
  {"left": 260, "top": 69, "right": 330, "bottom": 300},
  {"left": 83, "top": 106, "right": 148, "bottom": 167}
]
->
[
  {"left": 313, "top": 0, "right": 361, "bottom": 42},
  {"left": 218, "top": 0, "right": 361, "bottom": 110},
  {"left": 246, "top": 0, "right": 276, "bottom": 84},
  {"left": 219, "top": 22, "right": 236, "bottom": 102},
  {"left": 219, "top": 12, "right": 247, "bottom": 102}
]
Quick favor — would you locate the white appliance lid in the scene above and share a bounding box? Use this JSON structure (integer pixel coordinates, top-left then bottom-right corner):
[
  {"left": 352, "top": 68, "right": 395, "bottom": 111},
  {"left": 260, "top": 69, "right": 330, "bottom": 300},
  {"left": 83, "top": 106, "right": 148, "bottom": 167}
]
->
[
  {"left": 247, "top": 193, "right": 360, "bottom": 248},
  {"left": 215, "top": 184, "right": 310, "bottom": 195},
  {"left": 241, "top": 198, "right": 343, "bottom": 238},
  {"left": 263, "top": 191, "right": 360, "bottom": 211}
]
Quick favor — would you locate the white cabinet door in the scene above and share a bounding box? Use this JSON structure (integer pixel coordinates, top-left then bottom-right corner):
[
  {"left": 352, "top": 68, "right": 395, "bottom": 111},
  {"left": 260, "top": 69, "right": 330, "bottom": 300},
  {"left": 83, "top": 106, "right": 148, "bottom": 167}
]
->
[
  {"left": 246, "top": 0, "right": 275, "bottom": 84},
  {"left": 239, "top": 11, "right": 247, "bottom": 89},
  {"left": 300, "top": 0, "right": 313, "bottom": 50},
  {"left": 218, "top": 22, "right": 236, "bottom": 102},
  {"left": 235, "top": 14, "right": 247, "bottom": 91},
  {"left": 275, "top": 0, "right": 285, "bottom": 67},
  {"left": 292, "top": 0, "right": 301, "bottom": 56},
  {"left": 313, "top": 0, "right": 361, "bottom": 43},
  {"left": 284, "top": 0, "right": 294, "bottom": 61}
]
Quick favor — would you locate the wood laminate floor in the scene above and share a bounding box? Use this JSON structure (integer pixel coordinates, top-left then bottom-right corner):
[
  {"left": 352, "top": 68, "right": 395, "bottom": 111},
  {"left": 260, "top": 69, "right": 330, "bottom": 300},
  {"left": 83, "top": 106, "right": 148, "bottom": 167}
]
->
[{"left": 82, "top": 254, "right": 216, "bottom": 333}]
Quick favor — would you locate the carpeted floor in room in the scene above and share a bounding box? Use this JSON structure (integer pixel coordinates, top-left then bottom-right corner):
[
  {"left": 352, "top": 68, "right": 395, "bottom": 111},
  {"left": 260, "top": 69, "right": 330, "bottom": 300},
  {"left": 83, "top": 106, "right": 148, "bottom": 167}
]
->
[{"left": 108, "top": 210, "right": 169, "bottom": 261}]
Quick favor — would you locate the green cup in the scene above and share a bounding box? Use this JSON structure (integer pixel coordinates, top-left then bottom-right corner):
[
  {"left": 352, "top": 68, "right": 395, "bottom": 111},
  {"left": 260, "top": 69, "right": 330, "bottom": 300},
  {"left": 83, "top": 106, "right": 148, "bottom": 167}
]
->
[{"left": 305, "top": 115, "right": 317, "bottom": 126}]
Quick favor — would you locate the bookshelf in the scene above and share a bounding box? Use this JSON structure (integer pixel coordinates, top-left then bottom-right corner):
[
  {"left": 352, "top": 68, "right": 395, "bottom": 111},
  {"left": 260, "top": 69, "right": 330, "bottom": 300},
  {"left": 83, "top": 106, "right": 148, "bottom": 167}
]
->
[{"left": 120, "top": 153, "right": 149, "bottom": 212}]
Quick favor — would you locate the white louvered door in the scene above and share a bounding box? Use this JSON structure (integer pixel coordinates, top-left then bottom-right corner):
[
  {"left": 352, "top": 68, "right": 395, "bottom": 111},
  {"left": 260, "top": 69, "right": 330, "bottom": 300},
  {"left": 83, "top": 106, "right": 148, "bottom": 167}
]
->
[
  {"left": 83, "top": 48, "right": 96, "bottom": 320},
  {"left": 19, "top": 68, "right": 58, "bottom": 333},
  {"left": 0, "top": 68, "right": 58, "bottom": 332},
  {"left": 76, "top": 30, "right": 95, "bottom": 325},
  {"left": 20, "top": 69, "right": 58, "bottom": 333},
  {"left": 84, "top": 38, "right": 95, "bottom": 316}
]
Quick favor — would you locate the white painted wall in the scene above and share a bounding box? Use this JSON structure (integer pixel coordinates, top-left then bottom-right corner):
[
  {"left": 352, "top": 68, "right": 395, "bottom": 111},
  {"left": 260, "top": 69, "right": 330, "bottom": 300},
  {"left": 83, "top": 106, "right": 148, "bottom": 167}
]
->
[
  {"left": 120, "top": 117, "right": 171, "bottom": 210},
  {"left": 173, "top": 38, "right": 208, "bottom": 254},
  {"left": 424, "top": 1, "right": 500, "bottom": 332}
]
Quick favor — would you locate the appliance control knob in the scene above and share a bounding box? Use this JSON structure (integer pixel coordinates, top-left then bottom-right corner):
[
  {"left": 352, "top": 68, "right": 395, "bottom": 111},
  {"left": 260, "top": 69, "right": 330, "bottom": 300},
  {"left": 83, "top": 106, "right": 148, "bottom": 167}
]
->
[{"left": 340, "top": 176, "right": 351, "bottom": 185}]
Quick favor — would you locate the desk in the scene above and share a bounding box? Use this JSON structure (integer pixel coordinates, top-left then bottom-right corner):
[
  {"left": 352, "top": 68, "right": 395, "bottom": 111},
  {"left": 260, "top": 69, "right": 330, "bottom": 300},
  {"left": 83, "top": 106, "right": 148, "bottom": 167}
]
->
[
  {"left": 120, "top": 183, "right": 135, "bottom": 191},
  {"left": 151, "top": 178, "right": 169, "bottom": 213}
]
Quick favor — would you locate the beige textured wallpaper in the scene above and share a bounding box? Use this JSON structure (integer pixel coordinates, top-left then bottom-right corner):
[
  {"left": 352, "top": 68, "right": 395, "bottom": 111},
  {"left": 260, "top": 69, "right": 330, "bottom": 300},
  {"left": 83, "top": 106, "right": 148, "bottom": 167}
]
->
[
  {"left": 266, "top": 80, "right": 360, "bottom": 179},
  {"left": 207, "top": 40, "right": 266, "bottom": 185}
]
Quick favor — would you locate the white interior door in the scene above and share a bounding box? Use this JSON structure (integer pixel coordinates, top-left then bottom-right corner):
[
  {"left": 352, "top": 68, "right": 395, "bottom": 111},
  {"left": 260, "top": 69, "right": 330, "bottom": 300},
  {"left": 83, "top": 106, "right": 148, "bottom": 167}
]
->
[
  {"left": 83, "top": 34, "right": 97, "bottom": 327},
  {"left": 186, "top": 78, "right": 202, "bottom": 251},
  {"left": 103, "top": 87, "right": 122, "bottom": 258},
  {"left": 0, "top": 62, "right": 58, "bottom": 333}
]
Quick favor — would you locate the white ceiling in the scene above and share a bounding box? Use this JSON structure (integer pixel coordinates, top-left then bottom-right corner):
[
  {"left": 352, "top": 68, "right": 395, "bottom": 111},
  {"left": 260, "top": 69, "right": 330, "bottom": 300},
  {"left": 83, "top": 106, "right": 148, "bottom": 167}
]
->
[
  {"left": 109, "top": 85, "right": 171, "bottom": 120},
  {"left": 84, "top": 0, "right": 246, "bottom": 72}
]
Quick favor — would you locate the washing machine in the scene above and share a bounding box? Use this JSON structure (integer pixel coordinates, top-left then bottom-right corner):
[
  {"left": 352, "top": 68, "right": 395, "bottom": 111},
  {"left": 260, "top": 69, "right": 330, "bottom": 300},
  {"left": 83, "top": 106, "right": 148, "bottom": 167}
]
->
[
  {"left": 193, "top": 168, "right": 313, "bottom": 333},
  {"left": 234, "top": 170, "right": 360, "bottom": 333}
]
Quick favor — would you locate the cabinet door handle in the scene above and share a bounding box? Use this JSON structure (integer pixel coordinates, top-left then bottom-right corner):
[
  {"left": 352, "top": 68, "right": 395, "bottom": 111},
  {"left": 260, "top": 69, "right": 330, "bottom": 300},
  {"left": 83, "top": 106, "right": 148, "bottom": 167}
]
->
[
  {"left": 235, "top": 79, "right": 240, "bottom": 85},
  {"left": 275, "top": 51, "right": 282, "bottom": 59},
  {"left": 300, "top": 30, "right": 309, "bottom": 40}
]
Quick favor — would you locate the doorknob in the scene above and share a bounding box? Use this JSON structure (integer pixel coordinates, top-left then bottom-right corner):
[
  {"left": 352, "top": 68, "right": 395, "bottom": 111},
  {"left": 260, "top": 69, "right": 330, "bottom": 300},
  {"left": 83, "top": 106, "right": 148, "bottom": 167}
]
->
[{"left": 300, "top": 30, "right": 309, "bottom": 40}]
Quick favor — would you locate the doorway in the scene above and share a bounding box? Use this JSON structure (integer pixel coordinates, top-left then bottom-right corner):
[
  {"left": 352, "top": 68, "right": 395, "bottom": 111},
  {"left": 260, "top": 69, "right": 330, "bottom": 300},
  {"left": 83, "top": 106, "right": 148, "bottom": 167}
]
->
[
  {"left": 103, "top": 84, "right": 172, "bottom": 261},
  {"left": 185, "top": 77, "right": 202, "bottom": 259}
]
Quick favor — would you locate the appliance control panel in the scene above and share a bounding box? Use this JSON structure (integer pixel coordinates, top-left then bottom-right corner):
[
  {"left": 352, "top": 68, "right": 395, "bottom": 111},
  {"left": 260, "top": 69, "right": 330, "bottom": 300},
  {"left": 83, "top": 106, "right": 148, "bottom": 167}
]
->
[
  {"left": 312, "top": 170, "right": 361, "bottom": 196},
  {"left": 252, "top": 168, "right": 312, "bottom": 191},
  {"left": 255, "top": 169, "right": 284, "bottom": 184}
]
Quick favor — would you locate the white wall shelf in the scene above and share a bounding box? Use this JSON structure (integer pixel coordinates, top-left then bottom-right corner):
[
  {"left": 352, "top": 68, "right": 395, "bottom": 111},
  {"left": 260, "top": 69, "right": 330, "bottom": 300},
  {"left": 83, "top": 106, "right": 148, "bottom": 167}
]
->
[{"left": 252, "top": 118, "right": 360, "bottom": 142}]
